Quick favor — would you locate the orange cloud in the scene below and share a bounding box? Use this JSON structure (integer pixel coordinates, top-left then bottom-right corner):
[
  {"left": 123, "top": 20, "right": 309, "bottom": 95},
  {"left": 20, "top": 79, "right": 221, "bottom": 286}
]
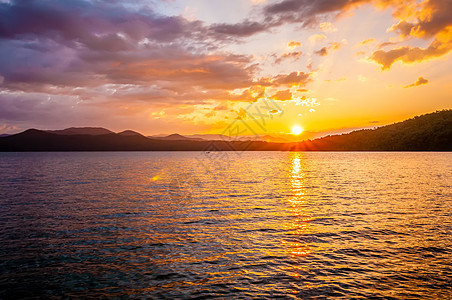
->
[
  {"left": 315, "top": 47, "right": 328, "bottom": 56},
  {"left": 263, "top": 0, "right": 452, "bottom": 69},
  {"left": 287, "top": 40, "right": 302, "bottom": 49},
  {"left": 378, "top": 41, "right": 399, "bottom": 49},
  {"left": 358, "top": 38, "right": 376, "bottom": 46},
  {"left": 404, "top": 76, "right": 429, "bottom": 88},
  {"left": 271, "top": 71, "right": 311, "bottom": 86},
  {"left": 329, "top": 41, "right": 342, "bottom": 50},
  {"left": 319, "top": 22, "right": 338, "bottom": 33},
  {"left": 370, "top": 0, "right": 452, "bottom": 69},
  {"left": 315, "top": 41, "right": 343, "bottom": 56},
  {"left": 370, "top": 36, "right": 452, "bottom": 69},
  {"left": 309, "top": 34, "right": 327, "bottom": 43},
  {"left": 271, "top": 89, "right": 292, "bottom": 100},
  {"left": 355, "top": 51, "right": 366, "bottom": 56}
]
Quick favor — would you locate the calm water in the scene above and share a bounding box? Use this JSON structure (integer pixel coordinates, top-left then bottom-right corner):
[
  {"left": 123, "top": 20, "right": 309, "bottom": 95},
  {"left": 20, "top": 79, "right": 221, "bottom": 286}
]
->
[{"left": 0, "top": 152, "right": 451, "bottom": 299}]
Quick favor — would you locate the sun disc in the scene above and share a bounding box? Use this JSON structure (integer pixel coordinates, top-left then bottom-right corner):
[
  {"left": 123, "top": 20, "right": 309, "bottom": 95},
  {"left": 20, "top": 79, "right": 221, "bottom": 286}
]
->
[{"left": 292, "top": 125, "right": 303, "bottom": 135}]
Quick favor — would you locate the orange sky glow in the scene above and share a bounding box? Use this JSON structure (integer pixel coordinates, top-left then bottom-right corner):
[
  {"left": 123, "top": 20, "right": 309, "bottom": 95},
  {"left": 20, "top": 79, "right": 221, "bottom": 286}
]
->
[{"left": 0, "top": 0, "right": 451, "bottom": 139}]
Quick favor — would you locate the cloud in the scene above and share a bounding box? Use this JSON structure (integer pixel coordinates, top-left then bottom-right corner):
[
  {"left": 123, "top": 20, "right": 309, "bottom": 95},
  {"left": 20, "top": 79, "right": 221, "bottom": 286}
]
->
[
  {"left": 0, "top": 0, "right": 449, "bottom": 132},
  {"left": 271, "top": 89, "right": 293, "bottom": 100},
  {"left": 0, "top": 0, "right": 206, "bottom": 45},
  {"left": 263, "top": 0, "right": 368, "bottom": 27},
  {"left": 0, "top": 91, "right": 91, "bottom": 124},
  {"left": 271, "top": 71, "right": 311, "bottom": 86},
  {"left": 209, "top": 20, "right": 271, "bottom": 39},
  {"left": 377, "top": 41, "right": 399, "bottom": 49},
  {"left": 258, "top": 0, "right": 452, "bottom": 68},
  {"left": 287, "top": 40, "right": 302, "bottom": 49},
  {"left": 358, "top": 38, "right": 376, "bottom": 47},
  {"left": 370, "top": 37, "right": 452, "bottom": 69},
  {"left": 314, "top": 41, "right": 342, "bottom": 56},
  {"left": 274, "top": 50, "right": 302, "bottom": 64},
  {"left": 0, "top": 0, "right": 302, "bottom": 119},
  {"left": 404, "top": 76, "right": 429, "bottom": 88},
  {"left": 329, "top": 41, "right": 342, "bottom": 50},
  {"left": 309, "top": 34, "right": 327, "bottom": 44},
  {"left": 0, "top": 1, "right": 314, "bottom": 107},
  {"left": 293, "top": 97, "right": 320, "bottom": 107},
  {"left": 388, "top": 0, "right": 452, "bottom": 39},
  {"left": 369, "top": 0, "right": 452, "bottom": 69},
  {"left": 0, "top": 0, "right": 224, "bottom": 89},
  {"left": 319, "top": 22, "right": 338, "bottom": 33},
  {"left": 315, "top": 47, "right": 328, "bottom": 56},
  {"left": 0, "top": 123, "right": 19, "bottom": 134}
]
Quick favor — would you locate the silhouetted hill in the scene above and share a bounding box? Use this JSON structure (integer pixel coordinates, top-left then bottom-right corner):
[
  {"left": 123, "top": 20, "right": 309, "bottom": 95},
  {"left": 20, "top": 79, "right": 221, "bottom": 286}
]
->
[
  {"left": 0, "top": 130, "right": 156, "bottom": 151},
  {"left": 153, "top": 134, "right": 204, "bottom": 141},
  {"left": 47, "top": 127, "right": 114, "bottom": 135},
  {"left": 117, "top": 130, "right": 144, "bottom": 137},
  {"left": 262, "top": 135, "right": 291, "bottom": 143},
  {"left": 0, "top": 110, "right": 450, "bottom": 151},
  {"left": 306, "top": 110, "right": 452, "bottom": 151}
]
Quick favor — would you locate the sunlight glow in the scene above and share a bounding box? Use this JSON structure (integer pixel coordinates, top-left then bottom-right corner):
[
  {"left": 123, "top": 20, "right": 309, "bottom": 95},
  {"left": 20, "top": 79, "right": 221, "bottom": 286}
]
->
[{"left": 291, "top": 125, "right": 304, "bottom": 135}]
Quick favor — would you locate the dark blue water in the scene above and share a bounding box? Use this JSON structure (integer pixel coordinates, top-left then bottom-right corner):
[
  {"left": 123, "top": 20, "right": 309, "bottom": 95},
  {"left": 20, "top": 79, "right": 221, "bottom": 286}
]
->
[{"left": 0, "top": 152, "right": 451, "bottom": 298}]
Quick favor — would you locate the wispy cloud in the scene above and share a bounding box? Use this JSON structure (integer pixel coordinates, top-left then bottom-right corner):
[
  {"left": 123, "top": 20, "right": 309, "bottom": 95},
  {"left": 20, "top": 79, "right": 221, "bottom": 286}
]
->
[
  {"left": 358, "top": 38, "right": 376, "bottom": 47},
  {"left": 315, "top": 41, "right": 343, "bottom": 56},
  {"left": 275, "top": 51, "right": 302, "bottom": 64},
  {"left": 319, "top": 22, "right": 338, "bottom": 33},
  {"left": 309, "top": 34, "right": 327, "bottom": 44},
  {"left": 404, "top": 77, "right": 429, "bottom": 88}
]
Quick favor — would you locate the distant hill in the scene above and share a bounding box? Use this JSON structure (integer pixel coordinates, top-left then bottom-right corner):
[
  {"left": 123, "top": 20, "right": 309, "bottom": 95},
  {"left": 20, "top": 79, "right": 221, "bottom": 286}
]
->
[
  {"left": 0, "top": 110, "right": 450, "bottom": 151},
  {"left": 151, "top": 134, "right": 204, "bottom": 141},
  {"left": 47, "top": 127, "right": 114, "bottom": 136},
  {"left": 262, "top": 135, "right": 291, "bottom": 143},
  {"left": 117, "top": 130, "right": 144, "bottom": 137},
  {"left": 186, "top": 134, "right": 291, "bottom": 142},
  {"left": 181, "top": 134, "right": 229, "bottom": 141},
  {"left": 150, "top": 133, "right": 296, "bottom": 142}
]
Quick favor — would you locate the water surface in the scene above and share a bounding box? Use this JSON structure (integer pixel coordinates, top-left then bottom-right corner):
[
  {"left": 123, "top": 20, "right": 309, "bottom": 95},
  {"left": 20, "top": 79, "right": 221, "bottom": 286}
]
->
[{"left": 0, "top": 152, "right": 451, "bottom": 298}]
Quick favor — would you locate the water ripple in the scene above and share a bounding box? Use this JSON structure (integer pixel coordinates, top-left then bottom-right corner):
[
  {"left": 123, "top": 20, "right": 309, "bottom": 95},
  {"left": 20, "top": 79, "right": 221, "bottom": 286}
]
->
[{"left": 0, "top": 151, "right": 451, "bottom": 299}]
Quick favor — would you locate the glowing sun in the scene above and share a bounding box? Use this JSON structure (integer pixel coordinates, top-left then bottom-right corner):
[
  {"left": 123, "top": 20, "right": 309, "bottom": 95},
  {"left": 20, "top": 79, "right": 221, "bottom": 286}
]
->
[{"left": 291, "top": 125, "right": 304, "bottom": 135}]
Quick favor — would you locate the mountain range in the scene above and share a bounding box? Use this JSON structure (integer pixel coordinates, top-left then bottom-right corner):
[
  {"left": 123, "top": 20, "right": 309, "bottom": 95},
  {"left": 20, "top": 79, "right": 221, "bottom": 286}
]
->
[{"left": 0, "top": 110, "right": 450, "bottom": 151}]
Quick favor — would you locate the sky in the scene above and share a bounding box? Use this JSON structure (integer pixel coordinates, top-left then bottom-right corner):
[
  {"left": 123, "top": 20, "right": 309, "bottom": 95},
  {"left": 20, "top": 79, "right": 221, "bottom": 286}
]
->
[{"left": 0, "top": 0, "right": 451, "bottom": 137}]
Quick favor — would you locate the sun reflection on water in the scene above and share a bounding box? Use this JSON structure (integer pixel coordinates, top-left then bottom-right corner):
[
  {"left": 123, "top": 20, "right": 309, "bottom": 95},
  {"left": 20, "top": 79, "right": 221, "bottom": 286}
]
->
[{"left": 285, "top": 153, "right": 312, "bottom": 258}]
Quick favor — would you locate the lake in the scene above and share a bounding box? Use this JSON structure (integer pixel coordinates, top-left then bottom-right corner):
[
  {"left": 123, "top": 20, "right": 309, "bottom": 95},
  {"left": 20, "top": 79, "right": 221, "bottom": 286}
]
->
[{"left": 0, "top": 152, "right": 451, "bottom": 298}]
